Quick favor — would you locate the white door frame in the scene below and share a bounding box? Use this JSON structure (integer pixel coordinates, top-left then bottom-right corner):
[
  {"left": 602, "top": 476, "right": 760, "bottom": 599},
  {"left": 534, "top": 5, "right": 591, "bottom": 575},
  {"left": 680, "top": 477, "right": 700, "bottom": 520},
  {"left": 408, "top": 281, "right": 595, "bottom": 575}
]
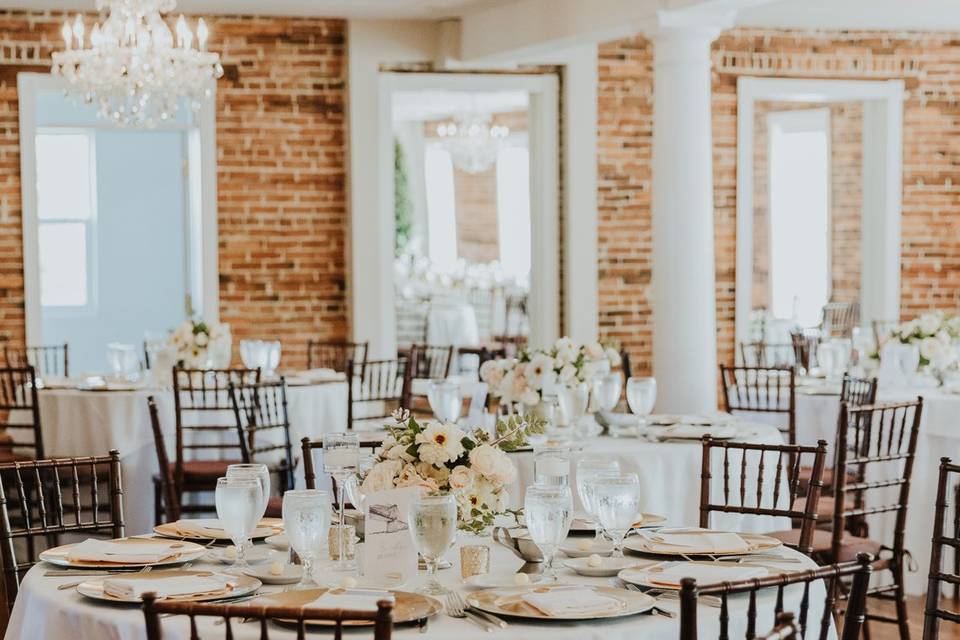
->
[
  {"left": 735, "top": 77, "right": 904, "bottom": 346},
  {"left": 17, "top": 72, "right": 219, "bottom": 346},
  {"left": 359, "top": 71, "right": 560, "bottom": 357}
]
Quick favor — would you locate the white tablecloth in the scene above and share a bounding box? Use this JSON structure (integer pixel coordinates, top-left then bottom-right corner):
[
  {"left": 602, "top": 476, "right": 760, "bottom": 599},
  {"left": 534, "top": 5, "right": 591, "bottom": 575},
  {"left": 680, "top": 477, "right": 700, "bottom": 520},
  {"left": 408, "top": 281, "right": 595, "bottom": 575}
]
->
[
  {"left": 509, "top": 424, "right": 791, "bottom": 535},
  {"left": 794, "top": 387, "right": 960, "bottom": 595},
  {"left": 5, "top": 533, "right": 826, "bottom": 640},
  {"left": 426, "top": 302, "right": 480, "bottom": 349},
  {"left": 35, "top": 380, "right": 348, "bottom": 533}
]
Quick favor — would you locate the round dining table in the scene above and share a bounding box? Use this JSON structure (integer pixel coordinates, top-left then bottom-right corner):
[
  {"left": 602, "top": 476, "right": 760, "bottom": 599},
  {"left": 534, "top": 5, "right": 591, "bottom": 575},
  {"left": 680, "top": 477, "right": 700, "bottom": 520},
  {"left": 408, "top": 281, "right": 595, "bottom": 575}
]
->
[
  {"left": 35, "top": 378, "right": 349, "bottom": 534},
  {"left": 6, "top": 531, "right": 826, "bottom": 640}
]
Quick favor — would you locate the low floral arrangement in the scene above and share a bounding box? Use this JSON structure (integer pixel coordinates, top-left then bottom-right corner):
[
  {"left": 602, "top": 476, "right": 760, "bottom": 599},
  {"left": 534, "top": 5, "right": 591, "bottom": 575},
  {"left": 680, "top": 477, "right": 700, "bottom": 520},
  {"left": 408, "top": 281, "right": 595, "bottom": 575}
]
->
[
  {"left": 358, "top": 411, "right": 542, "bottom": 534},
  {"left": 881, "top": 311, "right": 960, "bottom": 368},
  {"left": 167, "top": 319, "right": 229, "bottom": 369},
  {"left": 479, "top": 337, "right": 621, "bottom": 407}
]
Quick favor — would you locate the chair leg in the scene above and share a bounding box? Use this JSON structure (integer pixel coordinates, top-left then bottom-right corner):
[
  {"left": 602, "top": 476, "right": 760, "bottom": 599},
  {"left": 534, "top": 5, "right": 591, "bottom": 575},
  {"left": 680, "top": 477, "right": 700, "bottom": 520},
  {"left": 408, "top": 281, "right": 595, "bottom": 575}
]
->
[
  {"left": 153, "top": 478, "right": 162, "bottom": 526},
  {"left": 892, "top": 560, "right": 910, "bottom": 640}
]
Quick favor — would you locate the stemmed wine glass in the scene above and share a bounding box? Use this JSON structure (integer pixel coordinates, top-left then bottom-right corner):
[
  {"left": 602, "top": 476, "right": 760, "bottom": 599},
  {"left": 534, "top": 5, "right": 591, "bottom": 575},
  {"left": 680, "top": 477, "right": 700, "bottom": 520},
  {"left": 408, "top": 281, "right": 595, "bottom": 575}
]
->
[
  {"left": 592, "top": 372, "right": 622, "bottom": 413},
  {"left": 575, "top": 458, "right": 620, "bottom": 542},
  {"left": 215, "top": 476, "right": 263, "bottom": 574},
  {"left": 323, "top": 432, "right": 360, "bottom": 571},
  {"left": 226, "top": 463, "right": 270, "bottom": 559},
  {"left": 557, "top": 383, "right": 589, "bottom": 430},
  {"left": 590, "top": 473, "right": 641, "bottom": 557},
  {"left": 428, "top": 380, "right": 462, "bottom": 423},
  {"left": 282, "top": 489, "right": 330, "bottom": 590},
  {"left": 626, "top": 377, "right": 657, "bottom": 425},
  {"left": 408, "top": 492, "right": 457, "bottom": 595},
  {"left": 524, "top": 484, "right": 573, "bottom": 582}
]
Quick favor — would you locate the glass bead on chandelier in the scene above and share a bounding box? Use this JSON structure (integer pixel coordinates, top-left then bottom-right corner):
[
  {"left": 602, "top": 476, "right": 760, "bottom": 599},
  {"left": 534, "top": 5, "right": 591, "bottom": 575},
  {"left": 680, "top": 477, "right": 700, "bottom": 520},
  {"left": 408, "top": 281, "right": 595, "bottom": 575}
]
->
[
  {"left": 50, "top": 0, "right": 224, "bottom": 128},
  {"left": 435, "top": 112, "right": 510, "bottom": 174}
]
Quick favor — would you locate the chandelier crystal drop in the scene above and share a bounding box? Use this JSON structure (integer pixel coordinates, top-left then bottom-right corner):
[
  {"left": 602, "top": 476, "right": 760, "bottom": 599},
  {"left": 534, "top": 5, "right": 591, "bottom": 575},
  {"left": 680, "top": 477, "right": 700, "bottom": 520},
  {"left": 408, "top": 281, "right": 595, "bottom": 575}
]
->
[
  {"left": 435, "top": 112, "right": 509, "bottom": 174},
  {"left": 51, "top": 0, "right": 224, "bottom": 128}
]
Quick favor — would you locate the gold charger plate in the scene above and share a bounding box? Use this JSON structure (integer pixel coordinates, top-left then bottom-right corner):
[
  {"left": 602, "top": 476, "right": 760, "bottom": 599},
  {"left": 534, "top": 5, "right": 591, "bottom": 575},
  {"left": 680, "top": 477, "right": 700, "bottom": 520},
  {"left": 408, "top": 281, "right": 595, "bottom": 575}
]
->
[
  {"left": 570, "top": 512, "right": 666, "bottom": 532},
  {"left": 39, "top": 538, "right": 208, "bottom": 569},
  {"left": 76, "top": 569, "right": 261, "bottom": 604},
  {"left": 466, "top": 584, "right": 655, "bottom": 621},
  {"left": 257, "top": 588, "right": 442, "bottom": 626},
  {"left": 623, "top": 532, "right": 782, "bottom": 557},
  {"left": 154, "top": 518, "right": 282, "bottom": 541}
]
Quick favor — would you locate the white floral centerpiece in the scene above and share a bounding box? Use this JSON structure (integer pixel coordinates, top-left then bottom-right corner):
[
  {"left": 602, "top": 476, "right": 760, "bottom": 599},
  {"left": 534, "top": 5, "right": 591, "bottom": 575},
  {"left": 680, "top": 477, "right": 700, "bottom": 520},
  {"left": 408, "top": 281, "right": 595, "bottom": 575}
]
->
[
  {"left": 479, "top": 337, "right": 621, "bottom": 408},
  {"left": 881, "top": 311, "right": 960, "bottom": 370},
  {"left": 358, "top": 411, "right": 539, "bottom": 534},
  {"left": 167, "top": 319, "right": 230, "bottom": 369}
]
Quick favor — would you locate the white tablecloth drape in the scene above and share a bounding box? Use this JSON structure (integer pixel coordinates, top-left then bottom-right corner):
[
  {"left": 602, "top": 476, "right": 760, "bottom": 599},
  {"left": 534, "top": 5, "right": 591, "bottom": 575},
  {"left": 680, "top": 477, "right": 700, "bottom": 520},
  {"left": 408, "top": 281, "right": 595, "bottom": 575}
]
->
[
  {"left": 5, "top": 533, "right": 826, "bottom": 640},
  {"left": 35, "top": 381, "right": 348, "bottom": 533}
]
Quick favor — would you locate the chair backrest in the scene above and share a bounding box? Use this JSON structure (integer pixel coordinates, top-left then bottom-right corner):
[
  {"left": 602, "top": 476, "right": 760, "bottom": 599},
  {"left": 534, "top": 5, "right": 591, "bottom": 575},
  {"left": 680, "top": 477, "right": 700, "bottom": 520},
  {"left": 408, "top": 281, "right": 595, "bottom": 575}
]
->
[
  {"left": 307, "top": 340, "right": 369, "bottom": 374},
  {"left": 347, "top": 357, "right": 411, "bottom": 431},
  {"left": 789, "top": 331, "right": 819, "bottom": 375},
  {"left": 821, "top": 302, "right": 860, "bottom": 338},
  {"left": 408, "top": 344, "right": 453, "bottom": 381},
  {"left": 739, "top": 342, "right": 795, "bottom": 368},
  {"left": 147, "top": 396, "right": 179, "bottom": 523},
  {"left": 141, "top": 592, "right": 393, "bottom": 640},
  {"left": 832, "top": 399, "right": 923, "bottom": 559},
  {"left": 172, "top": 368, "right": 260, "bottom": 477},
  {"left": 719, "top": 365, "right": 796, "bottom": 443},
  {"left": 229, "top": 379, "right": 295, "bottom": 492},
  {"left": 3, "top": 344, "right": 68, "bottom": 378},
  {"left": 679, "top": 554, "right": 872, "bottom": 640},
  {"left": 0, "top": 451, "right": 124, "bottom": 609},
  {"left": 924, "top": 457, "right": 960, "bottom": 640},
  {"left": 503, "top": 293, "right": 528, "bottom": 337},
  {"left": 699, "top": 436, "right": 828, "bottom": 555},
  {"left": 839, "top": 374, "right": 878, "bottom": 408},
  {"left": 755, "top": 613, "right": 799, "bottom": 640},
  {"left": 0, "top": 366, "right": 44, "bottom": 460}
]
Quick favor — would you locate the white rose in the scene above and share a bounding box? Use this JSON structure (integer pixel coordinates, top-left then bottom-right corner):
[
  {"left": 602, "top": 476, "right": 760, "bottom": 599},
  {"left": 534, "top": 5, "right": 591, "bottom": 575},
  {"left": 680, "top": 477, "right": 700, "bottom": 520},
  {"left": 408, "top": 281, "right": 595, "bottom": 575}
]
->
[
  {"left": 469, "top": 444, "right": 515, "bottom": 484},
  {"left": 605, "top": 347, "right": 621, "bottom": 368},
  {"left": 490, "top": 454, "right": 516, "bottom": 485},
  {"left": 480, "top": 359, "right": 505, "bottom": 388},
  {"left": 920, "top": 336, "right": 948, "bottom": 364},
  {"left": 585, "top": 341, "right": 605, "bottom": 361},
  {"left": 415, "top": 422, "right": 466, "bottom": 465},
  {"left": 558, "top": 364, "right": 577, "bottom": 384},
  {"left": 919, "top": 313, "right": 942, "bottom": 336},
  {"left": 448, "top": 465, "right": 475, "bottom": 490},
  {"left": 554, "top": 337, "right": 578, "bottom": 365},
  {"left": 360, "top": 460, "right": 401, "bottom": 494}
]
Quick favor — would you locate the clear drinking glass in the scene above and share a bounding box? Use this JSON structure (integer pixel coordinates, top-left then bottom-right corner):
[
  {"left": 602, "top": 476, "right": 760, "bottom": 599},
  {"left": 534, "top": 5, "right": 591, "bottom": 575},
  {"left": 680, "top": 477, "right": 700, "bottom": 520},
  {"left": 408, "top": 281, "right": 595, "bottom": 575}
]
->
[
  {"left": 215, "top": 476, "right": 263, "bottom": 574},
  {"left": 226, "top": 463, "right": 270, "bottom": 559},
  {"left": 408, "top": 492, "right": 457, "bottom": 595},
  {"left": 591, "top": 473, "right": 641, "bottom": 557},
  {"left": 106, "top": 343, "right": 138, "bottom": 380},
  {"left": 524, "top": 484, "right": 573, "bottom": 582},
  {"left": 428, "top": 380, "right": 462, "bottom": 423},
  {"left": 557, "top": 383, "right": 589, "bottom": 427},
  {"left": 239, "top": 340, "right": 282, "bottom": 376},
  {"left": 323, "top": 432, "right": 360, "bottom": 571},
  {"left": 575, "top": 458, "right": 621, "bottom": 541},
  {"left": 282, "top": 489, "right": 330, "bottom": 589},
  {"left": 534, "top": 447, "right": 570, "bottom": 486},
  {"left": 592, "top": 372, "right": 622, "bottom": 413},
  {"left": 626, "top": 377, "right": 657, "bottom": 424}
]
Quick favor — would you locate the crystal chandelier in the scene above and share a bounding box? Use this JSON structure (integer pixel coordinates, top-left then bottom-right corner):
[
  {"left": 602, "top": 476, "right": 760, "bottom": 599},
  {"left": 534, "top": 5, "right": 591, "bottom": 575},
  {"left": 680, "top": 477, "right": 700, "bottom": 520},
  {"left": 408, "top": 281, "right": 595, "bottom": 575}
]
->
[
  {"left": 435, "top": 113, "right": 509, "bottom": 174},
  {"left": 51, "top": 0, "right": 223, "bottom": 128}
]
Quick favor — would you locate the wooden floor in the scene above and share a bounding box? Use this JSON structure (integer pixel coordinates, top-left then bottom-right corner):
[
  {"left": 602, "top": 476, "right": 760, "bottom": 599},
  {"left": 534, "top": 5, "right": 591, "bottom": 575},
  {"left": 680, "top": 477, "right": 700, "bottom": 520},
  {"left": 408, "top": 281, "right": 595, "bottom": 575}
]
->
[{"left": 869, "top": 595, "right": 960, "bottom": 640}]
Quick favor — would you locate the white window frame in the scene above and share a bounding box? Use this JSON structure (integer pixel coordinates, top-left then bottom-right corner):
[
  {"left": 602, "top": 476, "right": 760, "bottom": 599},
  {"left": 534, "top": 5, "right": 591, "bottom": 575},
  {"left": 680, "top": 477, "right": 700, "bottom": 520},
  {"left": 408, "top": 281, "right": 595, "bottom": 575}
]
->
[{"left": 17, "top": 72, "right": 219, "bottom": 347}]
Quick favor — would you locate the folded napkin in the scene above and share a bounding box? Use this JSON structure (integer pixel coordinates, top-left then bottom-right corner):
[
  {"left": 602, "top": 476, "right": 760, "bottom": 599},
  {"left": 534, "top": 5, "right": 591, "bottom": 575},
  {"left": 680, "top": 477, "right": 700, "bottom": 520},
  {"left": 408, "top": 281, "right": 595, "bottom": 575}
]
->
[
  {"left": 174, "top": 519, "right": 225, "bottom": 536},
  {"left": 642, "top": 562, "right": 766, "bottom": 588},
  {"left": 308, "top": 589, "right": 396, "bottom": 613},
  {"left": 644, "top": 530, "right": 751, "bottom": 554},
  {"left": 521, "top": 588, "right": 624, "bottom": 617},
  {"left": 103, "top": 574, "right": 234, "bottom": 599},
  {"left": 66, "top": 539, "right": 180, "bottom": 564},
  {"left": 662, "top": 424, "right": 739, "bottom": 440}
]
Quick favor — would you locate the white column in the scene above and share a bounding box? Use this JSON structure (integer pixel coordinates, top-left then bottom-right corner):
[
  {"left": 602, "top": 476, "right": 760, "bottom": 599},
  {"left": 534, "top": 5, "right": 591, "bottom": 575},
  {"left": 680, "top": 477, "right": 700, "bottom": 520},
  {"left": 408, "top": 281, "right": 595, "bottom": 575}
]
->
[{"left": 650, "top": 26, "right": 720, "bottom": 413}]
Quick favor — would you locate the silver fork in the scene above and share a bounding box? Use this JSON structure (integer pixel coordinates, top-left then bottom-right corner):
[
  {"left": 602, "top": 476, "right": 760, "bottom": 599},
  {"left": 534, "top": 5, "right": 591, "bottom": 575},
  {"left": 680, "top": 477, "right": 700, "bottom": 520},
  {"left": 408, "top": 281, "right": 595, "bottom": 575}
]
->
[
  {"left": 612, "top": 579, "right": 676, "bottom": 618},
  {"left": 449, "top": 590, "right": 507, "bottom": 629},
  {"left": 445, "top": 591, "right": 495, "bottom": 631}
]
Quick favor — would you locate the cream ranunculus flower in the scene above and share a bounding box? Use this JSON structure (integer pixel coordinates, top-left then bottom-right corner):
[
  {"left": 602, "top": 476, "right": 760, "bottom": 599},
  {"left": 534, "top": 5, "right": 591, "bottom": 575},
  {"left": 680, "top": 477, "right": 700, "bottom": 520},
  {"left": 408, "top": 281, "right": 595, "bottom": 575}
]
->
[
  {"left": 416, "top": 461, "right": 451, "bottom": 485},
  {"left": 605, "top": 347, "right": 621, "bottom": 368},
  {"left": 360, "top": 459, "right": 401, "bottom": 494},
  {"left": 920, "top": 336, "right": 949, "bottom": 363},
  {"left": 469, "top": 444, "right": 515, "bottom": 485},
  {"left": 415, "top": 422, "right": 466, "bottom": 466},
  {"left": 448, "top": 465, "right": 476, "bottom": 490},
  {"left": 524, "top": 353, "right": 555, "bottom": 391},
  {"left": 480, "top": 359, "right": 506, "bottom": 388},
  {"left": 585, "top": 341, "right": 605, "bottom": 361},
  {"left": 554, "top": 337, "right": 578, "bottom": 365}
]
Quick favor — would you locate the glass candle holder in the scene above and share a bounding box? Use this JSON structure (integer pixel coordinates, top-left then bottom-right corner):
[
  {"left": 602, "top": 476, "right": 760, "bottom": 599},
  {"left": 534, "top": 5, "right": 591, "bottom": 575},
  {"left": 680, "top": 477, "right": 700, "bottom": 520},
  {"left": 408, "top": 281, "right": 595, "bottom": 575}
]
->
[
  {"left": 328, "top": 524, "right": 356, "bottom": 561},
  {"left": 459, "top": 544, "right": 490, "bottom": 580}
]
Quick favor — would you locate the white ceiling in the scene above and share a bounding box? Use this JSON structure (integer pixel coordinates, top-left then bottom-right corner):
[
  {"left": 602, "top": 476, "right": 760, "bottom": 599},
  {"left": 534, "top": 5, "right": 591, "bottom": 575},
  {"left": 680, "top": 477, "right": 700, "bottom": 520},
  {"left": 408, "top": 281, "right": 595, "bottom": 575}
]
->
[
  {"left": 0, "top": 0, "right": 515, "bottom": 19},
  {"left": 735, "top": 0, "right": 960, "bottom": 31}
]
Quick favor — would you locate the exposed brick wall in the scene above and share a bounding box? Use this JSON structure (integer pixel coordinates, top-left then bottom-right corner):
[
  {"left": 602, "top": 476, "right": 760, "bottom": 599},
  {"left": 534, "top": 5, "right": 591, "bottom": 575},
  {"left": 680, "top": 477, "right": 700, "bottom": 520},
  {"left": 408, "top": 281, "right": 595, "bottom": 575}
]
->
[{"left": 0, "top": 11, "right": 347, "bottom": 368}]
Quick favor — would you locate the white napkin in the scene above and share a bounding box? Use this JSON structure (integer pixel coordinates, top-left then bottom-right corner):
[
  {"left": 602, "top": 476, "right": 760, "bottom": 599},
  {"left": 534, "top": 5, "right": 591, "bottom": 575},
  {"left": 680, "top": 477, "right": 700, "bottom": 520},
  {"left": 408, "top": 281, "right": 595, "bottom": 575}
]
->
[
  {"left": 174, "top": 519, "right": 225, "bottom": 536},
  {"left": 66, "top": 539, "right": 180, "bottom": 564},
  {"left": 641, "top": 562, "right": 766, "bottom": 588},
  {"left": 308, "top": 589, "right": 396, "bottom": 613},
  {"left": 103, "top": 574, "right": 234, "bottom": 599},
  {"left": 644, "top": 530, "right": 751, "bottom": 554},
  {"left": 521, "top": 588, "right": 624, "bottom": 617}
]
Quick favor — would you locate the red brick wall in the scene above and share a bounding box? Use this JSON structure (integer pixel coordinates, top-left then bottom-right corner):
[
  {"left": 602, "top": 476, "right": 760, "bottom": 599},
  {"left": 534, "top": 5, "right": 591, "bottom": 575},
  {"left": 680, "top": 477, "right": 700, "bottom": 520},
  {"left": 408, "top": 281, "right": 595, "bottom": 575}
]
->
[{"left": 0, "top": 11, "right": 347, "bottom": 368}]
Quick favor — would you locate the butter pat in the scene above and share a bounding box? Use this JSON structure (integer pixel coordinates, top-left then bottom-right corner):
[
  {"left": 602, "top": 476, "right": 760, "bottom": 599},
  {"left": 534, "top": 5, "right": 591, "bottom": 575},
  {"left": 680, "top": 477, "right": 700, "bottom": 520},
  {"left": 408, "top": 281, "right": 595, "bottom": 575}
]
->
[
  {"left": 224, "top": 546, "right": 237, "bottom": 559},
  {"left": 513, "top": 573, "right": 530, "bottom": 586},
  {"left": 576, "top": 539, "right": 592, "bottom": 552},
  {"left": 339, "top": 576, "right": 358, "bottom": 588},
  {"left": 587, "top": 554, "right": 603, "bottom": 568},
  {"left": 269, "top": 562, "right": 284, "bottom": 576}
]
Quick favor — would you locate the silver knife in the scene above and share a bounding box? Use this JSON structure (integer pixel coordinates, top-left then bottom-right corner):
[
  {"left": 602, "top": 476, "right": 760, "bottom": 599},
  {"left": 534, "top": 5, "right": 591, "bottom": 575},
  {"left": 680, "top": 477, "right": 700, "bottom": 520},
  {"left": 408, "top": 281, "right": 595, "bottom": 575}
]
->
[{"left": 466, "top": 606, "right": 508, "bottom": 629}]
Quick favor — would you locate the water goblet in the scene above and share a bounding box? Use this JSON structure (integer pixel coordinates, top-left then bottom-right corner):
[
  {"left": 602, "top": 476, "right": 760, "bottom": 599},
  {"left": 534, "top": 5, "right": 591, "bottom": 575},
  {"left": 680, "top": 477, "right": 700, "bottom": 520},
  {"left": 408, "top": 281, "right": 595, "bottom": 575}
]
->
[
  {"left": 323, "top": 432, "right": 360, "bottom": 571},
  {"left": 408, "top": 492, "right": 457, "bottom": 595},
  {"left": 524, "top": 484, "right": 573, "bottom": 582},
  {"left": 215, "top": 476, "right": 263, "bottom": 574},
  {"left": 592, "top": 372, "right": 622, "bottom": 413},
  {"left": 557, "top": 383, "right": 589, "bottom": 428},
  {"left": 282, "top": 489, "right": 330, "bottom": 589},
  {"left": 626, "top": 377, "right": 657, "bottom": 425},
  {"left": 575, "top": 458, "right": 620, "bottom": 541},
  {"left": 590, "top": 473, "right": 641, "bottom": 557},
  {"left": 427, "top": 380, "right": 462, "bottom": 423},
  {"left": 226, "top": 463, "right": 270, "bottom": 558}
]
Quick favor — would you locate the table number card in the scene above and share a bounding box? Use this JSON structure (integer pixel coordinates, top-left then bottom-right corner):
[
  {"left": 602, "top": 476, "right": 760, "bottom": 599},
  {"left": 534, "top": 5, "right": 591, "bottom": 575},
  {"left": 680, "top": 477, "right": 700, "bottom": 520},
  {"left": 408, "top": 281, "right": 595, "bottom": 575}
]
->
[{"left": 362, "top": 486, "right": 418, "bottom": 582}]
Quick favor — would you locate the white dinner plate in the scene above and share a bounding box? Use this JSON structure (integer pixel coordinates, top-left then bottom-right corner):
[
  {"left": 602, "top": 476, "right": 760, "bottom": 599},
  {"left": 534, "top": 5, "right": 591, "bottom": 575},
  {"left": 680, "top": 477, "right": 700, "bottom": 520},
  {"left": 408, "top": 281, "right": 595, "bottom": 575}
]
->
[
  {"left": 264, "top": 533, "right": 289, "bottom": 550},
  {"left": 623, "top": 531, "right": 782, "bottom": 557},
  {"left": 560, "top": 538, "right": 613, "bottom": 558},
  {"left": 465, "top": 571, "right": 544, "bottom": 589},
  {"left": 243, "top": 564, "right": 302, "bottom": 585},
  {"left": 618, "top": 561, "right": 769, "bottom": 590},
  {"left": 76, "top": 570, "right": 261, "bottom": 603},
  {"left": 564, "top": 556, "right": 655, "bottom": 578}
]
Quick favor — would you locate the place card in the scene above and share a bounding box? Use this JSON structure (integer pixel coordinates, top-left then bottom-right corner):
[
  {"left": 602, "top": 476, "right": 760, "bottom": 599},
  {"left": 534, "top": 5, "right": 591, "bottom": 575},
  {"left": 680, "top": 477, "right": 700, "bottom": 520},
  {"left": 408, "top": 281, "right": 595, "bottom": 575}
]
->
[{"left": 361, "top": 486, "right": 418, "bottom": 583}]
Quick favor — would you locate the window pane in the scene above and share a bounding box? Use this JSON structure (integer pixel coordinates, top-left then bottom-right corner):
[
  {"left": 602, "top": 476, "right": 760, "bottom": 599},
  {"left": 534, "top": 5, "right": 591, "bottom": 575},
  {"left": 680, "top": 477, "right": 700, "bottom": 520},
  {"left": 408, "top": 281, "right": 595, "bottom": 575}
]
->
[
  {"left": 36, "top": 133, "right": 93, "bottom": 220},
  {"left": 38, "top": 222, "right": 88, "bottom": 307}
]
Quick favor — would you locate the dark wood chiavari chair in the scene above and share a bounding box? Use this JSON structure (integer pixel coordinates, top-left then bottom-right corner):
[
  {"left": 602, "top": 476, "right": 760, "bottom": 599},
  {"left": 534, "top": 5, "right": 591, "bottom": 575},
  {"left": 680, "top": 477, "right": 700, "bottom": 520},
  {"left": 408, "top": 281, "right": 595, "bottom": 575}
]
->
[
  {"left": 790, "top": 331, "right": 819, "bottom": 375},
  {"left": 407, "top": 344, "right": 454, "bottom": 381},
  {"left": 821, "top": 302, "right": 860, "bottom": 339},
  {"left": 148, "top": 396, "right": 180, "bottom": 524},
  {"left": 719, "top": 365, "right": 796, "bottom": 444},
  {"left": 738, "top": 342, "right": 796, "bottom": 368},
  {"left": 141, "top": 592, "right": 394, "bottom": 640},
  {"left": 0, "top": 451, "right": 124, "bottom": 612},
  {"left": 699, "top": 436, "right": 828, "bottom": 555},
  {"left": 347, "top": 357, "right": 411, "bottom": 433},
  {"left": 229, "top": 379, "right": 295, "bottom": 517},
  {"left": 924, "top": 457, "right": 960, "bottom": 640},
  {"left": 678, "top": 554, "right": 873, "bottom": 640},
  {"left": 770, "top": 399, "right": 923, "bottom": 640},
  {"left": 170, "top": 367, "right": 260, "bottom": 517},
  {"left": 0, "top": 367, "right": 44, "bottom": 462},
  {"left": 754, "top": 613, "right": 799, "bottom": 640},
  {"left": 489, "top": 334, "right": 528, "bottom": 359},
  {"left": 306, "top": 339, "right": 369, "bottom": 375},
  {"left": 3, "top": 344, "right": 68, "bottom": 379}
]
